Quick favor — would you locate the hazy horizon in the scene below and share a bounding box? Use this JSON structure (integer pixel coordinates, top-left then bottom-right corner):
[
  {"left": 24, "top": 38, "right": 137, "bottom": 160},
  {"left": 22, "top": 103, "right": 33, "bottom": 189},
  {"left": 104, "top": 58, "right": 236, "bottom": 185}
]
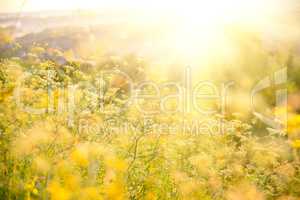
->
[{"left": 0, "top": 0, "right": 184, "bottom": 13}]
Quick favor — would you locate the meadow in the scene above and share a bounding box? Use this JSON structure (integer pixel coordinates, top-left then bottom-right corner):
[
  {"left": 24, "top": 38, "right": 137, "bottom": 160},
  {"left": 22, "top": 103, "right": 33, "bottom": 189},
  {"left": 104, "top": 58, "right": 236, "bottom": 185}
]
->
[{"left": 0, "top": 1, "right": 300, "bottom": 199}]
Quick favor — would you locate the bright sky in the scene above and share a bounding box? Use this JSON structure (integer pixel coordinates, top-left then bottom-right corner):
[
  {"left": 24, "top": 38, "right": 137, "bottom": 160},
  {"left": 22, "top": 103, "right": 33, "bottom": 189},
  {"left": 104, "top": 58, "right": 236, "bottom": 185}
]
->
[
  {"left": 0, "top": 0, "right": 294, "bottom": 14},
  {"left": 0, "top": 0, "right": 173, "bottom": 13},
  {"left": 0, "top": 0, "right": 297, "bottom": 69}
]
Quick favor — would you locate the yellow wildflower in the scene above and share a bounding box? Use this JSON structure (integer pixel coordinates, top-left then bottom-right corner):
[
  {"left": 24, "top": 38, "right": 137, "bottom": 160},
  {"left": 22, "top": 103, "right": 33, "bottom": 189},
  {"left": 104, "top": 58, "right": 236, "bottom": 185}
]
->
[
  {"left": 47, "top": 181, "right": 71, "bottom": 200},
  {"left": 71, "top": 145, "right": 89, "bottom": 167},
  {"left": 291, "top": 140, "right": 300, "bottom": 149},
  {"left": 105, "top": 157, "right": 127, "bottom": 172},
  {"left": 80, "top": 187, "right": 103, "bottom": 200},
  {"left": 104, "top": 181, "right": 126, "bottom": 200}
]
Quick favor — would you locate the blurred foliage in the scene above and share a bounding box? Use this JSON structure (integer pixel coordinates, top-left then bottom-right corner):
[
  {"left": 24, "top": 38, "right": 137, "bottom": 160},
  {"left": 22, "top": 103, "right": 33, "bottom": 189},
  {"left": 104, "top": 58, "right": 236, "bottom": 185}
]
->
[{"left": 0, "top": 16, "right": 300, "bottom": 200}]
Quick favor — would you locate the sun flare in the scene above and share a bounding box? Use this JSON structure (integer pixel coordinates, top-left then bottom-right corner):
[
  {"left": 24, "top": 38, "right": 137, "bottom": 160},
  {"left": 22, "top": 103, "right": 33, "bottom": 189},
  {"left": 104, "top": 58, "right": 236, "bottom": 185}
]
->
[
  {"left": 10, "top": 0, "right": 292, "bottom": 70},
  {"left": 1, "top": 0, "right": 300, "bottom": 199}
]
